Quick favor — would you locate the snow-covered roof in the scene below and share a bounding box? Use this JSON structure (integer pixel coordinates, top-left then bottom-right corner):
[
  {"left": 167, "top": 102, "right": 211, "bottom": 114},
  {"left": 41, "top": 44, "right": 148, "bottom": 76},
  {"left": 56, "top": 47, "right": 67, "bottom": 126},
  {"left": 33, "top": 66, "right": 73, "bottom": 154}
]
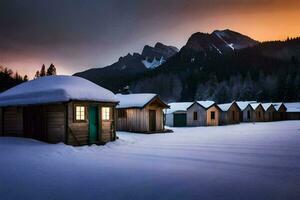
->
[
  {"left": 0, "top": 75, "right": 118, "bottom": 106},
  {"left": 218, "top": 102, "right": 235, "bottom": 111},
  {"left": 165, "top": 102, "right": 193, "bottom": 114},
  {"left": 116, "top": 93, "right": 165, "bottom": 109},
  {"left": 250, "top": 103, "right": 262, "bottom": 110},
  {"left": 284, "top": 102, "right": 300, "bottom": 113},
  {"left": 236, "top": 101, "right": 256, "bottom": 111},
  {"left": 261, "top": 103, "right": 274, "bottom": 111},
  {"left": 273, "top": 102, "right": 285, "bottom": 111},
  {"left": 196, "top": 101, "right": 215, "bottom": 109}
]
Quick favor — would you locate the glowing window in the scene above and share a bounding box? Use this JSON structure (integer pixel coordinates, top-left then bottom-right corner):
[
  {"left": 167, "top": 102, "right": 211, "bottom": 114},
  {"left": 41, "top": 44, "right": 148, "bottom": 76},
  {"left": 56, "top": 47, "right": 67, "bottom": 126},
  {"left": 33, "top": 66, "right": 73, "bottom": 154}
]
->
[
  {"left": 75, "top": 106, "right": 86, "bottom": 121},
  {"left": 102, "top": 107, "right": 110, "bottom": 120}
]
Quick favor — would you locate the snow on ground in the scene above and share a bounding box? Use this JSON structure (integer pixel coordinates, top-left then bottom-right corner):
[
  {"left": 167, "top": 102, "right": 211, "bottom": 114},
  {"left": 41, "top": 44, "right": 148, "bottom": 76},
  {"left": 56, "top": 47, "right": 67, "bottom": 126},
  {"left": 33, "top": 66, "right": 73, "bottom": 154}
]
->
[{"left": 1, "top": 121, "right": 300, "bottom": 200}]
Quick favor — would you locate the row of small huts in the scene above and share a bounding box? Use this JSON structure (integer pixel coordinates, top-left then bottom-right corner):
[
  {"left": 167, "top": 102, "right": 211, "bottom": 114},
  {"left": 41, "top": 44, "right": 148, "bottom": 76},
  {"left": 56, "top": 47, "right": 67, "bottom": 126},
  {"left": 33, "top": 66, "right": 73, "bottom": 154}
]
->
[
  {"left": 0, "top": 75, "right": 299, "bottom": 146},
  {"left": 165, "top": 101, "right": 300, "bottom": 127}
]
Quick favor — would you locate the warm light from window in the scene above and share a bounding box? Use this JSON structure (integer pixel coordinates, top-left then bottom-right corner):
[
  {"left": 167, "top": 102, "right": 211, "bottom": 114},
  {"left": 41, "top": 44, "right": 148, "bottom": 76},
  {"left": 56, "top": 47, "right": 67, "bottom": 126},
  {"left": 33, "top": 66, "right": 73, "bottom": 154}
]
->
[
  {"left": 102, "top": 107, "right": 110, "bottom": 120},
  {"left": 75, "top": 106, "right": 85, "bottom": 121}
]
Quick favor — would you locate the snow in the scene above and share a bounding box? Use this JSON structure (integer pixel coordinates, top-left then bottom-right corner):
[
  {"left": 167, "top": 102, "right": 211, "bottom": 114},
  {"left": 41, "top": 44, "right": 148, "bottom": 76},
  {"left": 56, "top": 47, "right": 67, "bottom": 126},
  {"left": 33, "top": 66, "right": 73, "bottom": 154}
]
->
[
  {"left": 196, "top": 100, "right": 215, "bottom": 108},
  {"left": 1, "top": 121, "right": 300, "bottom": 200},
  {"left": 142, "top": 57, "right": 165, "bottom": 69},
  {"left": 211, "top": 44, "right": 222, "bottom": 54},
  {"left": 250, "top": 103, "right": 261, "bottom": 110},
  {"left": 218, "top": 102, "right": 233, "bottom": 111},
  {"left": 116, "top": 93, "right": 157, "bottom": 108},
  {"left": 214, "top": 31, "right": 235, "bottom": 51},
  {"left": 165, "top": 102, "right": 193, "bottom": 114},
  {"left": 261, "top": 103, "right": 273, "bottom": 110},
  {"left": 236, "top": 101, "right": 257, "bottom": 111},
  {"left": 0, "top": 75, "right": 118, "bottom": 106},
  {"left": 284, "top": 102, "right": 300, "bottom": 112}
]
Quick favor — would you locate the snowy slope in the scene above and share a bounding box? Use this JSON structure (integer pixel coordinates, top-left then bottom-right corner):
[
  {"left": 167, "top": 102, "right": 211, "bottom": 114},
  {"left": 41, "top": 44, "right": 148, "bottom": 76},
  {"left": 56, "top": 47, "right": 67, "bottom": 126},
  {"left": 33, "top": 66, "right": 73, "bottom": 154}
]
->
[
  {"left": 0, "top": 75, "right": 118, "bottom": 106},
  {"left": 0, "top": 121, "right": 300, "bottom": 200}
]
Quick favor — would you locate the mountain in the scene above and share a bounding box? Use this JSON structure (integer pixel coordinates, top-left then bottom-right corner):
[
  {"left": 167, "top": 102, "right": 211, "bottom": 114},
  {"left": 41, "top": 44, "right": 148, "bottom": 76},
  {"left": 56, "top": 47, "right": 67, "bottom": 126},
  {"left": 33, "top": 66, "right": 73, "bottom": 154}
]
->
[
  {"left": 74, "top": 42, "right": 178, "bottom": 91},
  {"left": 75, "top": 29, "right": 300, "bottom": 103}
]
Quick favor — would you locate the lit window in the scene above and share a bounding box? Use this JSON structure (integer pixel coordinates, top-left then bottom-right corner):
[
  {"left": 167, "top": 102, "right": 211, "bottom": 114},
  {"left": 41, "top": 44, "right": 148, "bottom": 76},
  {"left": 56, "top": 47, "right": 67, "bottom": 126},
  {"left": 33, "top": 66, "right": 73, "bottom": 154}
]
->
[
  {"left": 75, "top": 106, "right": 85, "bottom": 121},
  {"left": 102, "top": 107, "right": 110, "bottom": 120}
]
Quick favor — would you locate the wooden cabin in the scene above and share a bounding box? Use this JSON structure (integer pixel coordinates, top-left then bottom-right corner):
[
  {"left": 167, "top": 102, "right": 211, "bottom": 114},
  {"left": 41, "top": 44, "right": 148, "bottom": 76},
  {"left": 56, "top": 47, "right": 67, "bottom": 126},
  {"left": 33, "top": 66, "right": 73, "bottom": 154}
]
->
[
  {"left": 218, "top": 102, "right": 241, "bottom": 125},
  {"left": 250, "top": 103, "right": 265, "bottom": 122},
  {"left": 0, "top": 76, "right": 119, "bottom": 146},
  {"left": 274, "top": 103, "right": 287, "bottom": 121},
  {"left": 186, "top": 101, "right": 215, "bottom": 126},
  {"left": 262, "top": 103, "right": 276, "bottom": 122},
  {"left": 165, "top": 102, "right": 193, "bottom": 127},
  {"left": 206, "top": 104, "right": 221, "bottom": 126},
  {"left": 116, "top": 94, "right": 169, "bottom": 133},
  {"left": 236, "top": 101, "right": 256, "bottom": 122}
]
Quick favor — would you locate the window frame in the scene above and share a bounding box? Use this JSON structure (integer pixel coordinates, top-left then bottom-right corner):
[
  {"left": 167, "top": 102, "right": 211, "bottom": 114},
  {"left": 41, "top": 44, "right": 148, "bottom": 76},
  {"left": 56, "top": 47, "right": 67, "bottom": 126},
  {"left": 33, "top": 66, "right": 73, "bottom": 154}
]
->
[
  {"left": 102, "top": 107, "right": 110, "bottom": 121},
  {"left": 74, "top": 105, "right": 87, "bottom": 123}
]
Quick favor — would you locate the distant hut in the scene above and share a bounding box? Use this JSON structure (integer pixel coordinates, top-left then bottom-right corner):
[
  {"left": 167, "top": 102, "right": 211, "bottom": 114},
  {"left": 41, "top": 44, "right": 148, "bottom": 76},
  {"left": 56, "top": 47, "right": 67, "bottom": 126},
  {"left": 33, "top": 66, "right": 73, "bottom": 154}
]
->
[
  {"left": 186, "top": 101, "right": 215, "bottom": 126},
  {"left": 165, "top": 102, "right": 193, "bottom": 127},
  {"left": 116, "top": 94, "right": 169, "bottom": 133},
  {"left": 0, "top": 76, "right": 119, "bottom": 146},
  {"left": 250, "top": 103, "right": 265, "bottom": 122},
  {"left": 273, "top": 103, "right": 287, "bottom": 121},
  {"left": 236, "top": 101, "right": 256, "bottom": 122},
  {"left": 262, "top": 103, "right": 276, "bottom": 121},
  {"left": 218, "top": 102, "right": 241, "bottom": 125},
  {"left": 285, "top": 103, "right": 300, "bottom": 120},
  {"left": 206, "top": 104, "right": 222, "bottom": 126}
]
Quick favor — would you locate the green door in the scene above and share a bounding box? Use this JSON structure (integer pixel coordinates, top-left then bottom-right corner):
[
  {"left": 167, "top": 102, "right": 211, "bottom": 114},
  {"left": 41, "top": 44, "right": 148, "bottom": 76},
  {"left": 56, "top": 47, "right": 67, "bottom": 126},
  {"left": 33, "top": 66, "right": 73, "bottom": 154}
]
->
[
  {"left": 89, "top": 106, "right": 98, "bottom": 144},
  {"left": 173, "top": 113, "right": 187, "bottom": 127}
]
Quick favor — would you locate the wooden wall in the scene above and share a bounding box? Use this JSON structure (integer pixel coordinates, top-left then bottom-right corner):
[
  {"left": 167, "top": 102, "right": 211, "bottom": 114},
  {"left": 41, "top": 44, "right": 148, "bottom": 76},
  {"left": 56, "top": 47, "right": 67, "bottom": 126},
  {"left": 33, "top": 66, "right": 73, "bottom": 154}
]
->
[
  {"left": 165, "top": 113, "right": 174, "bottom": 127},
  {"left": 67, "top": 101, "right": 116, "bottom": 146},
  {"left": 206, "top": 106, "right": 220, "bottom": 126},
  {"left": 117, "top": 104, "right": 164, "bottom": 133},
  {"left": 286, "top": 112, "right": 300, "bottom": 120},
  {"left": 264, "top": 107, "right": 276, "bottom": 122},
  {"left": 219, "top": 104, "right": 240, "bottom": 125},
  {"left": 255, "top": 105, "right": 265, "bottom": 122},
  {"left": 242, "top": 106, "right": 255, "bottom": 122},
  {"left": 275, "top": 106, "right": 287, "bottom": 121},
  {"left": 3, "top": 107, "right": 23, "bottom": 136},
  {"left": 187, "top": 104, "right": 206, "bottom": 126},
  {"left": 45, "top": 104, "right": 66, "bottom": 143}
]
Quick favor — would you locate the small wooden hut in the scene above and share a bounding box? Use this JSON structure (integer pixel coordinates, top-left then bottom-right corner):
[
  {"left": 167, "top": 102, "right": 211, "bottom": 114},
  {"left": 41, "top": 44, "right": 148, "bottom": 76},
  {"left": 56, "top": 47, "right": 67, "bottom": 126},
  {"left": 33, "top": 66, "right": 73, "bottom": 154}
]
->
[
  {"left": 218, "top": 102, "right": 241, "bottom": 125},
  {"left": 165, "top": 102, "right": 193, "bottom": 127},
  {"left": 186, "top": 101, "right": 215, "bottom": 126},
  {"left": 206, "top": 104, "right": 221, "bottom": 126},
  {"left": 236, "top": 101, "right": 256, "bottom": 122},
  {"left": 250, "top": 103, "right": 265, "bottom": 122},
  {"left": 262, "top": 103, "right": 276, "bottom": 122},
  {"left": 274, "top": 103, "right": 287, "bottom": 121},
  {"left": 116, "top": 94, "right": 169, "bottom": 133},
  {"left": 0, "top": 76, "right": 119, "bottom": 146}
]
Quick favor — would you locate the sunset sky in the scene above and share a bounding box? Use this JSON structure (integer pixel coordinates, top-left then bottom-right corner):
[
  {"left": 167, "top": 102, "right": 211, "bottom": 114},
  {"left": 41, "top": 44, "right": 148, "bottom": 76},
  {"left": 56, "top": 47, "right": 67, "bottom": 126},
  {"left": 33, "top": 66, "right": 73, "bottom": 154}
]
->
[{"left": 0, "top": 0, "right": 299, "bottom": 77}]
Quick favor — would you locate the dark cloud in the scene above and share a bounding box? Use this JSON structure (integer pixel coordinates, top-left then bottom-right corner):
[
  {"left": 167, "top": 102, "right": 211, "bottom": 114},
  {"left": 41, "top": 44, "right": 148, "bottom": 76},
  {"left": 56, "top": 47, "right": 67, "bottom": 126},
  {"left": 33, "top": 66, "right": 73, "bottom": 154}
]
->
[{"left": 0, "top": 0, "right": 299, "bottom": 76}]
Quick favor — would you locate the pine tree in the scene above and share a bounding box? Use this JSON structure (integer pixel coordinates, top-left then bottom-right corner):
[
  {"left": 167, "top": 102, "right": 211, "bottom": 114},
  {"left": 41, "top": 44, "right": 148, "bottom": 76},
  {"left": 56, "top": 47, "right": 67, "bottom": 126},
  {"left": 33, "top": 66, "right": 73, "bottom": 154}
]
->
[
  {"left": 40, "top": 64, "right": 46, "bottom": 77},
  {"left": 47, "top": 63, "right": 57, "bottom": 76},
  {"left": 23, "top": 75, "right": 28, "bottom": 81},
  {"left": 34, "top": 70, "right": 40, "bottom": 79}
]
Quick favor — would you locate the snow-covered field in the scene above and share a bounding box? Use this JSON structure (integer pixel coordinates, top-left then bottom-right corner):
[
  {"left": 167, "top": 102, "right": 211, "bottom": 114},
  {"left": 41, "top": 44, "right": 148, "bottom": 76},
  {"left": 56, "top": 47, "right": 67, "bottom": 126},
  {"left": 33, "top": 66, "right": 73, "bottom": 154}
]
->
[{"left": 1, "top": 121, "right": 300, "bottom": 200}]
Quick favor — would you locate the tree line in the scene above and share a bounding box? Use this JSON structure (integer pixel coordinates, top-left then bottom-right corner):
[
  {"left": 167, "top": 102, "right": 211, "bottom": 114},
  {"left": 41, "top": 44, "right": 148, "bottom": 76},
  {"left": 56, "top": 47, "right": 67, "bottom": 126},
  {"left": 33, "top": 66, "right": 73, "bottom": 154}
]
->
[{"left": 0, "top": 64, "right": 57, "bottom": 92}]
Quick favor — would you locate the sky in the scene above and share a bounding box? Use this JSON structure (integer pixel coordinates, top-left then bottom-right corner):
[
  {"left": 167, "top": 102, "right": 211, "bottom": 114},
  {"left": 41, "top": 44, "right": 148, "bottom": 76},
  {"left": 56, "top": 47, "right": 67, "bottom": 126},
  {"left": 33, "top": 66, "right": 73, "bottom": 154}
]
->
[{"left": 0, "top": 0, "right": 299, "bottom": 78}]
